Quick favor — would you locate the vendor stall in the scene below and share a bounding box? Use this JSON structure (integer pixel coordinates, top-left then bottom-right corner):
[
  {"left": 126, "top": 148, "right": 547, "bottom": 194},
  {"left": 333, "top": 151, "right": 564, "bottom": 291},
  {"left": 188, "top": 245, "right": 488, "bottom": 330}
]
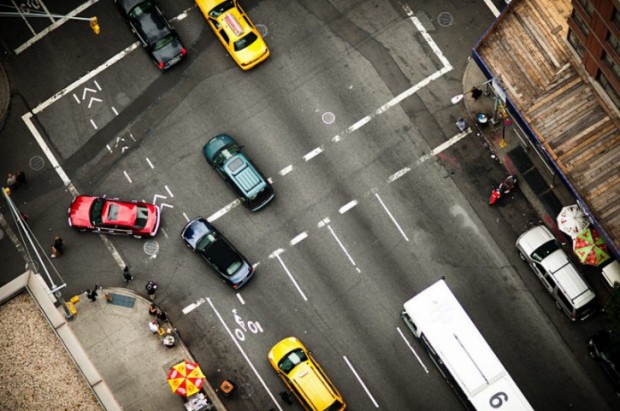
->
[{"left": 167, "top": 360, "right": 214, "bottom": 411}]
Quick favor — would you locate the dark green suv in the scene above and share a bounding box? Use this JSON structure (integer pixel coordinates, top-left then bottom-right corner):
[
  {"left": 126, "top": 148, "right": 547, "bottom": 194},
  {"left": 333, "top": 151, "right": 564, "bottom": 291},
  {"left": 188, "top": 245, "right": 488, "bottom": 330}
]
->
[{"left": 203, "top": 134, "right": 275, "bottom": 211}]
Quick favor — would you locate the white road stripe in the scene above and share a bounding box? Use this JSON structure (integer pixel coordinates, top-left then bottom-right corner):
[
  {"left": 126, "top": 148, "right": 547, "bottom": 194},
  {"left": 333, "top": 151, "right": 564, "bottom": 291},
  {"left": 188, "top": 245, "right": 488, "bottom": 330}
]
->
[
  {"left": 72, "top": 94, "right": 80, "bottom": 104},
  {"left": 207, "top": 298, "right": 283, "bottom": 411},
  {"left": 271, "top": 250, "right": 308, "bottom": 302},
  {"left": 279, "top": 165, "right": 293, "bottom": 176},
  {"left": 123, "top": 171, "right": 132, "bottom": 183},
  {"left": 387, "top": 166, "right": 411, "bottom": 183},
  {"left": 343, "top": 356, "right": 379, "bottom": 408},
  {"left": 164, "top": 185, "right": 174, "bottom": 198},
  {"left": 417, "top": 129, "right": 471, "bottom": 165},
  {"left": 207, "top": 199, "right": 241, "bottom": 222},
  {"left": 94, "top": 80, "right": 101, "bottom": 91},
  {"left": 347, "top": 116, "right": 371, "bottom": 133},
  {"left": 89, "top": 119, "right": 97, "bottom": 129},
  {"left": 375, "top": 193, "right": 409, "bottom": 241},
  {"left": 338, "top": 200, "right": 358, "bottom": 214},
  {"left": 182, "top": 212, "right": 190, "bottom": 222},
  {"left": 326, "top": 224, "right": 358, "bottom": 271},
  {"left": 182, "top": 298, "right": 205, "bottom": 315},
  {"left": 290, "top": 232, "right": 308, "bottom": 246},
  {"left": 112, "top": 106, "right": 119, "bottom": 116},
  {"left": 397, "top": 326, "right": 428, "bottom": 373},
  {"left": 236, "top": 293, "right": 245, "bottom": 305},
  {"left": 303, "top": 147, "right": 323, "bottom": 161},
  {"left": 146, "top": 157, "right": 154, "bottom": 169}
]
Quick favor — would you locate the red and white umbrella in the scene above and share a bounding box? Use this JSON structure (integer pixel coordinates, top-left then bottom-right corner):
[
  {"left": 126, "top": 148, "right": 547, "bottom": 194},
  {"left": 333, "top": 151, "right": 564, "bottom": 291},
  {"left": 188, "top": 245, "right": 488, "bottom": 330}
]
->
[
  {"left": 167, "top": 360, "right": 205, "bottom": 397},
  {"left": 556, "top": 205, "right": 590, "bottom": 238}
]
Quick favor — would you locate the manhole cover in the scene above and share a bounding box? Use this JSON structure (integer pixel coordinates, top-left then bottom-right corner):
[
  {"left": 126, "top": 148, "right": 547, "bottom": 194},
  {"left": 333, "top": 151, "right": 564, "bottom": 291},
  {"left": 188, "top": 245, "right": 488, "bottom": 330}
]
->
[
  {"left": 143, "top": 240, "right": 159, "bottom": 256},
  {"left": 322, "top": 112, "right": 336, "bottom": 125},
  {"left": 239, "top": 383, "right": 254, "bottom": 399},
  {"left": 29, "top": 155, "right": 45, "bottom": 171},
  {"left": 437, "top": 12, "right": 453, "bottom": 27},
  {"left": 256, "top": 24, "right": 268, "bottom": 37}
]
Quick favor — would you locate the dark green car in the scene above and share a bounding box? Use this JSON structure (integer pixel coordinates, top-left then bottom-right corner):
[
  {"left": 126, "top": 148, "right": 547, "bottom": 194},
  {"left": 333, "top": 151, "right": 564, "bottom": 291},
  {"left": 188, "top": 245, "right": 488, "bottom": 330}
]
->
[{"left": 203, "top": 134, "right": 275, "bottom": 211}]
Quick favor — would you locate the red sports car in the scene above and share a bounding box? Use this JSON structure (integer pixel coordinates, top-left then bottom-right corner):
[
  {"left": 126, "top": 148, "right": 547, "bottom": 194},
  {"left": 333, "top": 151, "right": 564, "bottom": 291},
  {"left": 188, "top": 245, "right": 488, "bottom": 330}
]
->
[{"left": 68, "top": 196, "right": 161, "bottom": 238}]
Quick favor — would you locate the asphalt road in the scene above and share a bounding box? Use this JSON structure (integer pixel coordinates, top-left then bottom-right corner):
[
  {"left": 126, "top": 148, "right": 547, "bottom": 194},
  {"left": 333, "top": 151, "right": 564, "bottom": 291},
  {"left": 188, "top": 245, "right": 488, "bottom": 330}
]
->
[{"left": 1, "top": 0, "right": 618, "bottom": 410}]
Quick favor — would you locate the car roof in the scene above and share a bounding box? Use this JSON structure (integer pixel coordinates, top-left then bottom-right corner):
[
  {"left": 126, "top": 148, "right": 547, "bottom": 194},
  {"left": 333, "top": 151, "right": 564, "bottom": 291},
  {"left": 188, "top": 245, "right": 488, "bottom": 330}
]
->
[
  {"left": 203, "top": 238, "right": 240, "bottom": 275},
  {"left": 101, "top": 200, "right": 137, "bottom": 225},
  {"left": 131, "top": 4, "right": 172, "bottom": 45},
  {"left": 223, "top": 155, "right": 267, "bottom": 196},
  {"left": 117, "top": 0, "right": 146, "bottom": 15}
]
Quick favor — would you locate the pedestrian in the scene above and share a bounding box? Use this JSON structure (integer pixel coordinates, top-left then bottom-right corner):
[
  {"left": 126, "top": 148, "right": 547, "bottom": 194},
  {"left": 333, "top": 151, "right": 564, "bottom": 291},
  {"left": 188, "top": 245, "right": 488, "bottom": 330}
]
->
[
  {"left": 456, "top": 117, "right": 468, "bottom": 132},
  {"left": 148, "top": 303, "right": 158, "bottom": 316},
  {"left": 123, "top": 266, "right": 134, "bottom": 282},
  {"left": 6, "top": 173, "right": 18, "bottom": 190},
  {"left": 148, "top": 319, "right": 160, "bottom": 334},
  {"left": 145, "top": 280, "right": 158, "bottom": 300},
  {"left": 471, "top": 87, "right": 482, "bottom": 100},
  {"left": 53, "top": 237, "right": 64, "bottom": 254},
  {"left": 86, "top": 288, "right": 98, "bottom": 302},
  {"left": 50, "top": 245, "right": 60, "bottom": 258},
  {"left": 156, "top": 308, "right": 168, "bottom": 323}
]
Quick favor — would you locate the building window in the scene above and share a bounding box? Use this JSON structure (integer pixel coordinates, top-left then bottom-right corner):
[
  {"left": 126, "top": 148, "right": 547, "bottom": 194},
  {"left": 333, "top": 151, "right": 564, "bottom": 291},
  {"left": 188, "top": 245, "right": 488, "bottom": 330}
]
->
[
  {"left": 571, "top": 10, "right": 590, "bottom": 36},
  {"left": 568, "top": 29, "right": 585, "bottom": 57},
  {"left": 597, "top": 72, "right": 620, "bottom": 108},
  {"left": 576, "top": 0, "right": 594, "bottom": 17},
  {"left": 609, "top": 32, "right": 620, "bottom": 56},
  {"left": 613, "top": 9, "right": 620, "bottom": 31},
  {"left": 603, "top": 52, "right": 620, "bottom": 81}
]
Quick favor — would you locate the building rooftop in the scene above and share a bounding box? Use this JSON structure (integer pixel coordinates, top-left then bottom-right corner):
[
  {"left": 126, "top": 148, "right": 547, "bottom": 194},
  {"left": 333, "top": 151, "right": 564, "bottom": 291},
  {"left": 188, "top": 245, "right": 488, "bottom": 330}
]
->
[{"left": 476, "top": 0, "right": 620, "bottom": 252}]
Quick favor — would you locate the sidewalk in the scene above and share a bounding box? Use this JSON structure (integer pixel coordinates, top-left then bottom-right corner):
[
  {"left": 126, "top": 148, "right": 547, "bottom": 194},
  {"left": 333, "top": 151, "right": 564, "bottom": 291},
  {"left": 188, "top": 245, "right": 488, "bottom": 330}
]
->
[
  {"left": 460, "top": 57, "right": 610, "bottom": 298},
  {"left": 67, "top": 287, "right": 226, "bottom": 411}
]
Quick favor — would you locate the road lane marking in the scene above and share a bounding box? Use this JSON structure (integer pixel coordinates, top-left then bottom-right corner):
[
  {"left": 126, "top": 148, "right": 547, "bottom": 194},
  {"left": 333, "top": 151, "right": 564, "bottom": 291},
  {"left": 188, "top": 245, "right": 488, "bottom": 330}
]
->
[
  {"left": 338, "top": 200, "right": 358, "bottom": 214},
  {"left": 397, "top": 326, "right": 428, "bottom": 373},
  {"left": 270, "top": 249, "right": 308, "bottom": 302},
  {"left": 146, "top": 157, "right": 154, "bottom": 169},
  {"left": 236, "top": 293, "right": 245, "bottom": 305},
  {"left": 343, "top": 356, "right": 379, "bottom": 408},
  {"left": 123, "top": 170, "right": 132, "bottom": 183},
  {"left": 290, "top": 231, "right": 308, "bottom": 246},
  {"left": 326, "top": 224, "right": 360, "bottom": 273},
  {"left": 207, "top": 298, "right": 283, "bottom": 411},
  {"left": 387, "top": 166, "right": 411, "bottom": 183},
  {"left": 182, "top": 298, "right": 205, "bottom": 315},
  {"left": 375, "top": 193, "right": 409, "bottom": 241},
  {"left": 207, "top": 199, "right": 241, "bottom": 222},
  {"left": 89, "top": 119, "right": 97, "bottom": 129},
  {"left": 182, "top": 212, "right": 190, "bottom": 222},
  {"left": 112, "top": 106, "right": 119, "bottom": 115},
  {"left": 279, "top": 165, "right": 293, "bottom": 176},
  {"left": 303, "top": 147, "right": 323, "bottom": 161},
  {"left": 417, "top": 129, "right": 471, "bottom": 165},
  {"left": 164, "top": 185, "right": 174, "bottom": 198}
]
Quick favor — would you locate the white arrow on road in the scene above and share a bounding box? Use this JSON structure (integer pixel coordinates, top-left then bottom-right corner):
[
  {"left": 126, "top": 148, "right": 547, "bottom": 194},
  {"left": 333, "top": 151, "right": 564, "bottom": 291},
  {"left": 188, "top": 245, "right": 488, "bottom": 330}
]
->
[
  {"left": 82, "top": 87, "right": 97, "bottom": 100},
  {"left": 87, "top": 97, "right": 102, "bottom": 108}
]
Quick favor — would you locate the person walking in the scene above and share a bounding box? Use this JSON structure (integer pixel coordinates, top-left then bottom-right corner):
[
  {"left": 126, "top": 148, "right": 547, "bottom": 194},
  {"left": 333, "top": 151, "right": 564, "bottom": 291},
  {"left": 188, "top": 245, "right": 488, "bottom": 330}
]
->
[
  {"left": 51, "top": 236, "right": 64, "bottom": 258},
  {"left": 148, "top": 303, "right": 158, "bottom": 316},
  {"left": 156, "top": 308, "right": 168, "bottom": 323},
  {"left": 122, "top": 266, "right": 134, "bottom": 283},
  {"left": 148, "top": 319, "right": 160, "bottom": 334},
  {"left": 145, "top": 280, "right": 158, "bottom": 300},
  {"left": 86, "top": 287, "right": 98, "bottom": 302},
  {"left": 456, "top": 117, "right": 468, "bottom": 132}
]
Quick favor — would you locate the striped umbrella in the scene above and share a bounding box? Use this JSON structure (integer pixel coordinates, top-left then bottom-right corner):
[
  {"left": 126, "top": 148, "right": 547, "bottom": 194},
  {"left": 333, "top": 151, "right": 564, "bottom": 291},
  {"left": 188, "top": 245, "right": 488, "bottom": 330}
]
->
[
  {"left": 573, "top": 227, "right": 611, "bottom": 266},
  {"left": 167, "top": 360, "right": 206, "bottom": 397}
]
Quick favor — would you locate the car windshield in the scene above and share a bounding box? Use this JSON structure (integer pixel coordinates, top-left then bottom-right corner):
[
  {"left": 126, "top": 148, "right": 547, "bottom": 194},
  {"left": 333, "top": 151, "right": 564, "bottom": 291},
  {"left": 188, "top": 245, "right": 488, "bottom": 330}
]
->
[
  {"left": 234, "top": 31, "right": 257, "bottom": 51},
  {"left": 326, "top": 401, "right": 344, "bottom": 411},
  {"left": 226, "top": 260, "right": 242, "bottom": 275},
  {"left": 90, "top": 198, "right": 105, "bottom": 225},
  {"left": 531, "top": 240, "right": 559, "bottom": 262},
  {"left": 278, "top": 348, "right": 307, "bottom": 373},
  {"left": 135, "top": 206, "right": 149, "bottom": 228},
  {"left": 129, "top": 1, "right": 154, "bottom": 18},
  {"left": 214, "top": 147, "right": 236, "bottom": 165},
  {"left": 152, "top": 33, "right": 174, "bottom": 50},
  {"left": 208, "top": 0, "right": 234, "bottom": 18}
]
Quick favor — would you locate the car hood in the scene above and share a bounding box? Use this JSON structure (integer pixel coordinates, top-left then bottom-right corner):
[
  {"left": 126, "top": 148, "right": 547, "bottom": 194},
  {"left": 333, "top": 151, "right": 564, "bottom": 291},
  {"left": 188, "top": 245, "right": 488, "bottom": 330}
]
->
[
  {"left": 69, "top": 196, "right": 96, "bottom": 227},
  {"left": 203, "top": 134, "right": 236, "bottom": 163},
  {"left": 517, "top": 225, "right": 555, "bottom": 256},
  {"left": 181, "top": 218, "right": 214, "bottom": 249},
  {"left": 236, "top": 37, "right": 269, "bottom": 64}
]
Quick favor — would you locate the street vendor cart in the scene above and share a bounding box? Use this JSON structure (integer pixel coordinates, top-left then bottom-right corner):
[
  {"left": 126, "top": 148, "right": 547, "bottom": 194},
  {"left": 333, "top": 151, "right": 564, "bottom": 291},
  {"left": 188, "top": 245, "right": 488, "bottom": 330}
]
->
[{"left": 167, "top": 360, "right": 214, "bottom": 410}]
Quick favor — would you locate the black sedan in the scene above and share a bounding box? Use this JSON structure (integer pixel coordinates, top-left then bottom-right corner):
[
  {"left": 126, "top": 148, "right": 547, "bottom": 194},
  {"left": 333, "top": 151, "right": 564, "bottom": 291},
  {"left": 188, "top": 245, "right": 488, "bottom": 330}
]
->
[
  {"left": 181, "top": 218, "right": 255, "bottom": 289},
  {"left": 115, "top": 0, "right": 186, "bottom": 69}
]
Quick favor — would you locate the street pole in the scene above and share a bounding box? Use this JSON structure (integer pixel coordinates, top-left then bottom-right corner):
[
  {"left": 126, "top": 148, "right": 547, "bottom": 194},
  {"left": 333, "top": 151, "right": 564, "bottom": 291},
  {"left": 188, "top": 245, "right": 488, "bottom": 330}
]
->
[{"left": 0, "top": 11, "right": 100, "bottom": 34}]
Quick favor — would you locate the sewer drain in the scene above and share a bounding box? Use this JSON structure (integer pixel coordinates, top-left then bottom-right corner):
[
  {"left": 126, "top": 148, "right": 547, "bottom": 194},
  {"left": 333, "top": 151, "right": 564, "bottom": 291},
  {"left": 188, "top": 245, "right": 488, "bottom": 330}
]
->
[
  {"left": 143, "top": 240, "right": 159, "bottom": 256},
  {"left": 29, "top": 155, "right": 45, "bottom": 171},
  {"left": 322, "top": 111, "right": 336, "bottom": 125},
  {"left": 437, "top": 11, "right": 453, "bottom": 27},
  {"left": 256, "top": 24, "right": 268, "bottom": 37}
]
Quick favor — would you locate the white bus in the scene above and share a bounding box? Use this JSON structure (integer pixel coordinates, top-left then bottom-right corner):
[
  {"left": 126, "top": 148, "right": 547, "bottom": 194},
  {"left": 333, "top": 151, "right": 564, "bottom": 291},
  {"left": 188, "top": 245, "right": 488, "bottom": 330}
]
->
[{"left": 401, "top": 280, "right": 533, "bottom": 411}]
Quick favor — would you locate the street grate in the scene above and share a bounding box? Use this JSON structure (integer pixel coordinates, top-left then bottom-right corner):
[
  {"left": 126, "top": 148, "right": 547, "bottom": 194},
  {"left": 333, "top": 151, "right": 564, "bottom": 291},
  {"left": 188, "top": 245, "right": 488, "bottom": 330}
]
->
[
  {"left": 437, "top": 12, "right": 454, "bottom": 27},
  {"left": 108, "top": 293, "right": 136, "bottom": 308}
]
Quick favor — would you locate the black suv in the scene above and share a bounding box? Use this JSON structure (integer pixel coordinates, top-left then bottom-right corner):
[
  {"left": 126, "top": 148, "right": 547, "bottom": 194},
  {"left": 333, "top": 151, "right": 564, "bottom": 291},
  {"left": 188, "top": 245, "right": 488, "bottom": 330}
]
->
[
  {"left": 115, "top": 0, "right": 186, "bottom": 69},
  {"left": 588, "top": 329, "right": 620, "bottom": 396}
]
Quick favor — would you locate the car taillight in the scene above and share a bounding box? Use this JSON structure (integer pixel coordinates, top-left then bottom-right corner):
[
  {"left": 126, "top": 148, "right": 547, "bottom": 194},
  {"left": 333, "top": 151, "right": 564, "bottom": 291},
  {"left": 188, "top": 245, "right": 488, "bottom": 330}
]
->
[
  {"left": 232, "top": 283, "right": 239, "bottom": 289},
  {"left": 158, "top": 61, "right": 165, "bottom": 69},
  {"left": 181, "top": 48, "right": 187, "bottom": 56}
]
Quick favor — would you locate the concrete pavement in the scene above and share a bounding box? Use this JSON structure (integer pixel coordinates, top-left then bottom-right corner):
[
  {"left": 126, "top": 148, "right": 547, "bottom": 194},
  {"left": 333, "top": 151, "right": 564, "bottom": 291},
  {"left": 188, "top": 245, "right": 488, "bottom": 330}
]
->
[{"left": 68, "top": 286, "right": 227, "bottom": 411}]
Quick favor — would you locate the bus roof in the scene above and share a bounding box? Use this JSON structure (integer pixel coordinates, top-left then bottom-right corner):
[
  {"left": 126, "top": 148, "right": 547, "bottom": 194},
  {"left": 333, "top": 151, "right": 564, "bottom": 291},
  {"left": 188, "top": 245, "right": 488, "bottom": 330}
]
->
[{"left": 403, "top": 280, "right": 533, "bottom": 411}]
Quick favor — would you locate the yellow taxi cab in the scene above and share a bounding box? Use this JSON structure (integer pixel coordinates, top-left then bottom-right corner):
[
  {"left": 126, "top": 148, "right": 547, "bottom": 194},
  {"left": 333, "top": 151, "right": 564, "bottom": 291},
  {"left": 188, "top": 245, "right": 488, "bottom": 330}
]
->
[
  {"left": 195, "top": 0, "right": 270, "bottom": 70},
  {"left": 267, "top": 337, "right": 346, "bottom": 411}
]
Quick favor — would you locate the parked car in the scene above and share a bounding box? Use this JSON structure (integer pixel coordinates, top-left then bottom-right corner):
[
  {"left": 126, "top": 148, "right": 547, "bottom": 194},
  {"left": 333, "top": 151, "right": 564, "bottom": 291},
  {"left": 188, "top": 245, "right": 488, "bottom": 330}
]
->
[
  {"left": 115, "top": 0, "right": 186, "bottom": 69},
  {"left": 588, "top": 330, "right": 620, "bottom": 396},
  {"left": 181, "top": 217, "right": 254, "bottom": 289},
  {"left": 601, "top": 259, "right": 620, "bottom": 289},
  {"left": 195, "top": 0, "right": 270, "bottom": 70},
  {"left": 203, "top": 134, "right": 275, "bottom": 211},
  {"left": 68, "top": 195, "right": 160, "bottom": 238},
  {"left": 516, "top": 225, "right": 597, "bottom": 321},
  {"left": 267, "top": 337, "right": 346, "bottom": 411}
]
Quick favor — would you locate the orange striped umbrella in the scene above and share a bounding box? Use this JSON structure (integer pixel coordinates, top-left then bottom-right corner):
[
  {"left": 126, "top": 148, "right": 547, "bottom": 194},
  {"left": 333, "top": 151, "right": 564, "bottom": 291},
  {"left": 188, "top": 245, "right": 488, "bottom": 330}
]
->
[{"left": 167, "top": 361, "right": 205, "bottom": 397}]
